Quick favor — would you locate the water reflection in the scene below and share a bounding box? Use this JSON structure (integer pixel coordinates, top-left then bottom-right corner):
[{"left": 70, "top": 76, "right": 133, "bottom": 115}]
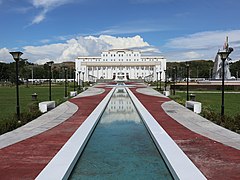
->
[{"left": 102, "top": 88, "right": 140, "bottom": 124}]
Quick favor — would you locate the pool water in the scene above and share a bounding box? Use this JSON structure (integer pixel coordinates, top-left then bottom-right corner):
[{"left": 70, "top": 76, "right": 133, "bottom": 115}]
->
[{"left": 69, "top": 88, "right": 173, "bottom": 179}]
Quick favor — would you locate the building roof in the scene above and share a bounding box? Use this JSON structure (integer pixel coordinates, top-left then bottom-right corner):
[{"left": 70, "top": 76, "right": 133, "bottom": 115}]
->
[{"left": 106, "top": 49, "right": 135, "bottom": 53}]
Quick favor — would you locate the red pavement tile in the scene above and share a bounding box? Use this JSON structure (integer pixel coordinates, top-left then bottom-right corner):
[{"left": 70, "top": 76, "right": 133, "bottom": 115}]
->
[
  {"left": 0, "top": 88, "right": 110, "bottom": 180},
  {"left": 130, "top": 88, "right": 240, "bottom": 180}
]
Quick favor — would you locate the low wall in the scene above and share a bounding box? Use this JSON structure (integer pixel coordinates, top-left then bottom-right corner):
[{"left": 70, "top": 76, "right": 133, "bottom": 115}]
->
[{"left": 171, "top": 84, "right": 240, "bottom": 91}]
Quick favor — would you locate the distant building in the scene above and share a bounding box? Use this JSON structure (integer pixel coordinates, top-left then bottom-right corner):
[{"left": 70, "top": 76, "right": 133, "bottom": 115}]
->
[{"left": 75, "top": 49, "right": 166, "bottom": 82}]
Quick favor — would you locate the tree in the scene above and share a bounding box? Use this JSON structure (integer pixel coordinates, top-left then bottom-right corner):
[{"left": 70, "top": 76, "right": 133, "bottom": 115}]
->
[
  {"left": 167, "top": 60, "right": 214, "bottom": 80},
  {"left": 230, "top": 60, "right": 240, "bottom": 78}
]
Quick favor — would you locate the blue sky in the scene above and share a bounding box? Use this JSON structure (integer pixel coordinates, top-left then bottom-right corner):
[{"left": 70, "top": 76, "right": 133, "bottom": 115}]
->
[{"left": 0, "top": 0, "right": 239, "bottom": 63}]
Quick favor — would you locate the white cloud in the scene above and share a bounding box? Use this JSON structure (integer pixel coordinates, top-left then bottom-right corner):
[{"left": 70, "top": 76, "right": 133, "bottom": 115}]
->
[
  {"left": 165, "top": 30, "right": 240, "bottom": 61},
  {"left": 30, "top": 0, "right": 77, "bottom": 25},
  {"left": 0, "top": 48, "right": 12, "bottom": 62},
  {"left": 23, "top": 43, "right": 68, "bottom": 64},
  {"left": 32, "top": 11, "right": 46, "bottom": 24},
  {"left": 182, "top": 51, "right": 203, "bottom": 59},
  {"left": 19, "top": 35, "right": 160, "bottom": 64},
  {"left": 97, "top": 35, "right": 149, "bottom": 49},
  {"left": 166, "top": 30, "right": 240, "bottom": 50},
  {"left": 98, "top": 26, "right": 159, "bottom": 35},
  {"left": 96, "top": 20, "right": 170, "bottom": 35}
]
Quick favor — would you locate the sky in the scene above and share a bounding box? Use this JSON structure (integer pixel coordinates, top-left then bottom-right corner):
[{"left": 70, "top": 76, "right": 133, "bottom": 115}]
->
[{"left": 0, "top": 0, "right": 240, "bottom": 64}]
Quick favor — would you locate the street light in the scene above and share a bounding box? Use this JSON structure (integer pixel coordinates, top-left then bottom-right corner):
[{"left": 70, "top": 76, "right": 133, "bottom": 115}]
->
[
  {"left": 82, "top": 71, "right": 85, "bottom": 88},
  {"left": 160, "top": 71, "right": 162, "bottom": 91},
  {"left": 31, "top": 65, "right": 35, "bottom": 85},
  {"left": 78, "top": 70, "right": 81, "bottom": 91},
  {"left": 64, "top": 67, "right": 68, "bottom": 98},
  {"left": 218, "top": 47, "right": 234, "bottom": 116},
  {"left": 9, "top": 51, "right": 23, "bottom": 121},
  {"left": 47, "top": 61, "right": 54, "bottom": 101},
  {"left": 164, "top": 69, "right": 167, "bottom": 91},
  {"left": 73, "top": 69, "right": 76, "bottom": 91},
  {"left": 186, "top": 63, "right": 190, "bottom": 101},
  {"left": 76, "top": 72, "right": 79, "bottom": 91},
  {"left": 156, "top": 71, "right": 159, "bottom": 90},
  {"left": 21, "top": 58, "right": 29, "bottom": 87},
  {"left": 173, "top": 67, "right": 176, "bottom": 95}
]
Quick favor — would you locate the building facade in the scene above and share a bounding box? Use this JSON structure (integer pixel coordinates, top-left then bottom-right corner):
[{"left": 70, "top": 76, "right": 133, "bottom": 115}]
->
[{"left": 75, "top": 49, "right": 166, "bottom": 82}]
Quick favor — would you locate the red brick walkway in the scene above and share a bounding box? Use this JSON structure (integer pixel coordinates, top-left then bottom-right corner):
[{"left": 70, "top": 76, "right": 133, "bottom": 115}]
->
[
  {"left": 130, "top": 88, "right": 240, "bottom": 180},
  {"left": 0, "top": 88, "right": 110, "bottom": 180}
]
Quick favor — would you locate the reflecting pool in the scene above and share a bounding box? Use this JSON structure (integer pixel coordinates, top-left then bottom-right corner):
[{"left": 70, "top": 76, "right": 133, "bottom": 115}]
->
[{"left": 69, "top": 88, "right": 173, "bottom": 179}]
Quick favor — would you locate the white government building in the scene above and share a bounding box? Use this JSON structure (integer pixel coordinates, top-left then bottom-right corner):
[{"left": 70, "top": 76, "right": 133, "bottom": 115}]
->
[{"left": 75, "top": 49, "right": 166, "bottom": 82}]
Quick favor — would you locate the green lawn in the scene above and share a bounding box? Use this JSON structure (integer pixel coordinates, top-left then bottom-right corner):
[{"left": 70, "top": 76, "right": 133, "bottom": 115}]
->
[
  {"left": 175, "top": 91, "right": 240, "bottom": 116},
  {"left": 0, "top": 84, "right": 76, "bottom": 120}
]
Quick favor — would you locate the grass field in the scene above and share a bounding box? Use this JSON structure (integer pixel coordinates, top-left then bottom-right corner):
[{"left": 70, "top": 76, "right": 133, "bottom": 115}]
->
[
  {"left": 174, "top": 91, "right": 240, "bottom": 116},
  {"left": 0, "top": 84, "right": 76, "bottom": 120}
]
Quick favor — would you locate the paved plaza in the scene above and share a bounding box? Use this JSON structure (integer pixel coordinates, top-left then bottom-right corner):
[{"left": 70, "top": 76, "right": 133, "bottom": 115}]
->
[{"left": 0, "top": 83, "right": 239, "bottom": 179}]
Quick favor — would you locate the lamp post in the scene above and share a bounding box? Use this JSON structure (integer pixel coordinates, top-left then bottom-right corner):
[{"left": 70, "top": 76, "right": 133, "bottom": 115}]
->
[
  {"left": 73, "top": 69, "right": 76, "bottom": 91},
  {"left": 31, "top": 65, "right": 34, "bottom": 85},
  {"left": 47, "top": 61, "right": 54, "bottom": 101},
  {"left": 21, "top": 58, "right": 29, "bottom": 87},
  {"left": 160, "top": 71, "right": 162, "bottom": 91},
  {"left": 209, "top": 68, "right": 211, "bottom": 80},
  {"left": 164, "top": 69, "right": 167, "bottom": 91},
  {"left": 186, "top": 63, "right": 189, "bottom": 101},
  {"left": 76, "top": 72, "right": 79, "bottom": 91},
  {"left": 64, "top": 67, "right": 68, "bottom": 98},
  {"left": 78, "top": 71, "right": 81, "bottom": 91},
  {"left": 156, "top": 71, "right": 159, "bottom": 90},
  {"left": 9, "top": 51, "right": 23, "bottom": 121},
  {"left": 82, "top": 71, "right": 85, "bottom": 88},
  {"left": 175, "top": 67, "right": 178, "bottom": 83},
  {"left": 218, "top": 47, "right": 233, "bottom": 116},
  {"left": 173, "top": 67, "right": 176, "bottom": 95}
]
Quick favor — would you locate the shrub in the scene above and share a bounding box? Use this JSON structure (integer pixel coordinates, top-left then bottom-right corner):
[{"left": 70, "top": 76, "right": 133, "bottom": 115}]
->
[
  {"left": 169, "top": 95, "right": 185, "bottom": 106},
  {"left": 170, "top": 96, "right": 240, "bottom": 134},
  {"left": 0, "top": 102, "right": 42, "bottom": 135},
  {"left": 201, "top": 106, "right": 240, "bottom": 133}
]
